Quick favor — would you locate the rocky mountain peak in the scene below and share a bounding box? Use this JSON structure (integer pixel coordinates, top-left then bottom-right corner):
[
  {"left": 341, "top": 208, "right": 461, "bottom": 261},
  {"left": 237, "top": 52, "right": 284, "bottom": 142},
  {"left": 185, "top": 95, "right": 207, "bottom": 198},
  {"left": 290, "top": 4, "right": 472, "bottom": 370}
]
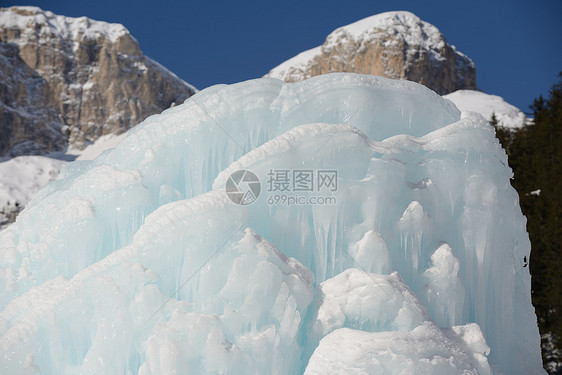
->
[
  {"left": 0, "top": 6, "right": 196, "bottom": 157},
  {"left": 266, "top": 11, "right": 476, "bottom": 95}
]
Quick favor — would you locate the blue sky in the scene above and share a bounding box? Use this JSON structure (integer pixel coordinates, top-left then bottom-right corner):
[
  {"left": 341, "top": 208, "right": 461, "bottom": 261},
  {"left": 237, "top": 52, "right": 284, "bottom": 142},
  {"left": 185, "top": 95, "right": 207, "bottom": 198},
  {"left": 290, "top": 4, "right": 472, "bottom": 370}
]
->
[{"left": 4, "top": 0, "right": 561, "bottom": 112}]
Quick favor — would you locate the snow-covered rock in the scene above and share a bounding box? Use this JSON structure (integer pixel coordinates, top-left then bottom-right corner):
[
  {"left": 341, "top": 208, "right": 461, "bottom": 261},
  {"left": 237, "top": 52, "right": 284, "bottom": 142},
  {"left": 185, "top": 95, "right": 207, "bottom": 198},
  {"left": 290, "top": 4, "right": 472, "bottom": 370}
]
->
[
  {"left": 0, "top": 155, "right": 65, "bottom": 228},
  {"left": 0, "top": 5, "right": 196, "bottom": 157},
  {"left": 266, "top": 11, "right": 476, "bottom": 95},
  {"left": 0, "top": 6, "right": 197, "bottom": 227}
]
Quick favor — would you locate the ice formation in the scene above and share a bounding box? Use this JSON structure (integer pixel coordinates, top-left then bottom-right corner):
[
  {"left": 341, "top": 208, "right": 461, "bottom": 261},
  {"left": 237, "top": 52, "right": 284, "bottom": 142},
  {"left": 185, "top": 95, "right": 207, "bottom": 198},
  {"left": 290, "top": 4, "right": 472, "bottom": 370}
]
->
[{"left": 0, "top": 74, "right": 544, "bottom": 374}]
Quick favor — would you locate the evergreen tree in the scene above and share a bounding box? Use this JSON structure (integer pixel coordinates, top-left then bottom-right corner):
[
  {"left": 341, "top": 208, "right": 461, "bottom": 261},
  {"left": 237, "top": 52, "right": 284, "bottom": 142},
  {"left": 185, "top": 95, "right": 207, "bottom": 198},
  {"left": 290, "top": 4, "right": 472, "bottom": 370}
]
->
[
  {"left": 489, "top": 112, "right": 499, "bottom": 127},
  {"left": 490, "top": 112, "right": 514, "bottom": 155},
  {"left": 497, "top": 74, "right": 562, "bottom": 373}
]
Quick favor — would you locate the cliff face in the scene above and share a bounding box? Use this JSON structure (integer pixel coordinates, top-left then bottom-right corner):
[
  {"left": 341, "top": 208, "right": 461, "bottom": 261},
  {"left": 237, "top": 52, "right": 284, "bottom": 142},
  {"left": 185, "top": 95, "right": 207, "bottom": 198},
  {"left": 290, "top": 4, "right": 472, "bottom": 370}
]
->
[
  {"left": 0, "top": 6, "right": 196, "bottom": 157},
  {"left": 266, "top": 11, "right": 476, "bottom": 95}
]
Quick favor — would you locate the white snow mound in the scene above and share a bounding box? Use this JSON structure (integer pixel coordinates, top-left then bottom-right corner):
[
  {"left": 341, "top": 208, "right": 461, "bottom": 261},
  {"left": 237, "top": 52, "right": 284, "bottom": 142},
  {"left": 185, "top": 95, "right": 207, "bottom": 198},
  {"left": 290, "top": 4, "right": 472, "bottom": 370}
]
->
[{"left": 444, "top": 89, "right": 529, "bottom": 129}]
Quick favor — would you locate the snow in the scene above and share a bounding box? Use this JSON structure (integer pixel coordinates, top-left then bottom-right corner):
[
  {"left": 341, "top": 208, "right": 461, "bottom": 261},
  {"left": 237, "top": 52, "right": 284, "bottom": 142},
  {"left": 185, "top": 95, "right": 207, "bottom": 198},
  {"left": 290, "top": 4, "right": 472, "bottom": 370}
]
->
[
  {"left": 0, "top": 6, "right": 129, "bottom": 45},
  {"left": 67, "top": 132, "right": 129, "bottom": 161},
  {"left": 305, "top": 323, "right": 491, "bottom": 375},
  {"left": 266, "top": 46, "right": 321, "bottom": 81},
  {"left": 0, "top": 133, "right": 129, "bottom": 230},
  {"left": 530, "top": 189, "right": 541, "bottom": 196},
  {"left": 0, "top": 156, "right": 63, "bottom": 205},
  {"left": 444, "top": 89, "right": 529, "bottom": 129},
  {"left": 267, "top": 11, "right": 471, "bottom": 81},
  {"left": 0, "top": 155, "right": 65, "bottom": 228},
  {"left": 326, "top": 11, "right": 445, "bottom": 53},
  {"left": 0, "top": 74, "right": 544, "bottom": 374}
]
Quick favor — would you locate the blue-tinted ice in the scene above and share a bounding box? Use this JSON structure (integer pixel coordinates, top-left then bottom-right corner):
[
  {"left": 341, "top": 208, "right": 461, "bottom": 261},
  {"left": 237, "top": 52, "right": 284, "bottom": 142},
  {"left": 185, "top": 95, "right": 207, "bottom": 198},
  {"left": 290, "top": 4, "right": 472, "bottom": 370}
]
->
[{"left": 0, "top": 74, "right": 544, "bottom": 374}]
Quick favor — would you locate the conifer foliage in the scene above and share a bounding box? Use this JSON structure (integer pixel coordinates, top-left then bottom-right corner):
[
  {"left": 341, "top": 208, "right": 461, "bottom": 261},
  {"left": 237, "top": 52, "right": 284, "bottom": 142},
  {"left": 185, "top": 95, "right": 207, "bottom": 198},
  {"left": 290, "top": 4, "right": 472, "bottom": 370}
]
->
[{"left": 493, "top": 74, "right": 562, "bottom": 374}]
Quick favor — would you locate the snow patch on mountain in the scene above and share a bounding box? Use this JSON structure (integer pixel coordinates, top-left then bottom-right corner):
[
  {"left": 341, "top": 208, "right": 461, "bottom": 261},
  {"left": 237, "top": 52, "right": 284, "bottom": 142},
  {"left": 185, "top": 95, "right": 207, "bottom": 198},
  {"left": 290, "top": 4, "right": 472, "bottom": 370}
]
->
[
  {"left": 324, "top": 11, "right": 445, "bottom": 56},
  {"left": 0, "top": 133, "right": 128, "bottom": 229},
  {"left": 0, "top": 6, "right": 128, "bottom": 45},
  {"left": 444, "top": 90, "right": 529, "bottom": 129},
  {"left": 268, "top": 46, "right": 322, "bottom": 83}
]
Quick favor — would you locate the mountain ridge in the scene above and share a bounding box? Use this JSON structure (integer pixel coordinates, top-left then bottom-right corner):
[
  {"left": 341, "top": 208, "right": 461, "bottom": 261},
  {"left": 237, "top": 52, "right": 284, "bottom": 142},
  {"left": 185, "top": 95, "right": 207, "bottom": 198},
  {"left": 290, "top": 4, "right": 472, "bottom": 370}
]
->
[
  {"left": 266, "top": 11, "right": 476, "bottom": 95},
  {"left": 0, "top": 5, "right": 197, "bottom": 227},
  {"left": 0, "top": 6, "right": 196, "bottom": 157}
]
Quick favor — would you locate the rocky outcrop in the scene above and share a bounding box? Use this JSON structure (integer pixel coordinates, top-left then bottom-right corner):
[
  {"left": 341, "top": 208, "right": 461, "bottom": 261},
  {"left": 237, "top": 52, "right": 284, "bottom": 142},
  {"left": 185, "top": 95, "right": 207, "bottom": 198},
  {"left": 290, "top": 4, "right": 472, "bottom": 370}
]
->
[
  {"left": 0, "top": 6, "right": 196, "bottom": 157},
  {"left": 266, "top": 11, "right": 476, "bottom": 95}
]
